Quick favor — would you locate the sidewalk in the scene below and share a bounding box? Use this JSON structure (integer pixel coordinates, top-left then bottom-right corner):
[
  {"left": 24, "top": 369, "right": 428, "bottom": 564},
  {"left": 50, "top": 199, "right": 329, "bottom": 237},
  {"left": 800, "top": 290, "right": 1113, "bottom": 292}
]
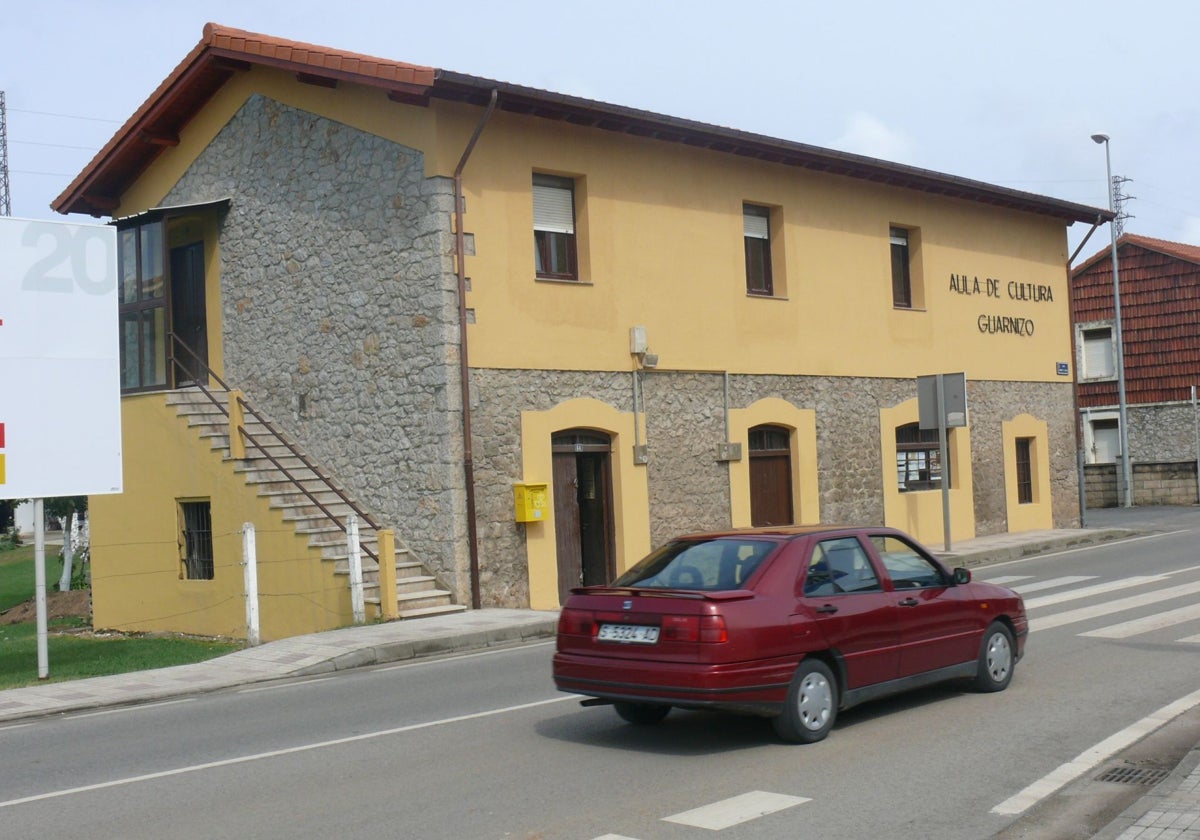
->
[{"left": 1, "top": 506, "right": 1197, "bottom": 839}]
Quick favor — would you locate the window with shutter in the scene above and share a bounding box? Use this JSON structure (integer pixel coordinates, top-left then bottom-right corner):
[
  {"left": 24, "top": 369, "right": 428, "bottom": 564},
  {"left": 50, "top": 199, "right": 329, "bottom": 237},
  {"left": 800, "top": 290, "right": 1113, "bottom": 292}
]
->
[
  {"left": 744, "top": 204, "right": 772, "bottom": 295},
  {"left": 533, "top": 174, "right": 578, "bottom": 280},
  {"left": 1082, "top": 328, "right": 1115, "bottom": 379}
]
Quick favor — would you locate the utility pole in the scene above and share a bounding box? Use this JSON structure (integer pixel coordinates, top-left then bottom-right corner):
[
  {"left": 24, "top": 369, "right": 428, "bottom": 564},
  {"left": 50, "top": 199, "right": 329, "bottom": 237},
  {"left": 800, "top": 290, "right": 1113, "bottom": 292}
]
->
[{"left": 0, "top": 91, "right": 12, "bottom": 216}]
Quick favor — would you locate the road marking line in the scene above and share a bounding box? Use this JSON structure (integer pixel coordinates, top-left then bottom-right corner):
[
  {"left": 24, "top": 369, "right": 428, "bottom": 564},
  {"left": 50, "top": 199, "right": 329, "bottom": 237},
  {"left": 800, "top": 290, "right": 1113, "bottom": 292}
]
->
[
  {"left": 1025, "top": 576, "right": 1167, "bottom": 610},
  {"left": 69, "top": 699, "right": 195, "bottom": 720},
  {"left": 664, "top": 791, "right": 810, "bottom": 830},
  {"left": 1011, "top": 576, "right": 1097, "bottom": 594},
  {"left": 1179, "top": 634, "right": 1200, "bottom": 644},
  {"left": 0, "top": 695, "right": 574, "bottom": 809},
  {"left": 991, "top": 686, "right": 1200, "bottom": 816},
  {"left": 981, "top": 575, "right": 1032, "bottom": 585},
  {"left": 980, "top": 531, "right": 1189, "bottom": 570},
  {"left": 238, "top": 677, "right": 335, "bottom": 694},
  {"left": 372, "top": 640, "right": 555, "bottom": 673},
  {"left": 1080, "top": 602, "right": 1200, "bottom": 639},
  {"left": 1032, "top": 580, "right": 1200, "bottom": 633},
  {"left": 591, "top": 835, "right": 642, "bottom": 840}
]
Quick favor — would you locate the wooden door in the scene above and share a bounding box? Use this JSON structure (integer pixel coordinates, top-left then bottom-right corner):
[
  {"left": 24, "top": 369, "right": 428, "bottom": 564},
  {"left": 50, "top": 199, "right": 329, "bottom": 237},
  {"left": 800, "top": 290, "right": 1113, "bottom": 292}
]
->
[
  {"left": 552, "top": 431, "right": 615, "bottom": 604},
  {"left": 749, "top": 425, "right": 794, "bottom": 527}
]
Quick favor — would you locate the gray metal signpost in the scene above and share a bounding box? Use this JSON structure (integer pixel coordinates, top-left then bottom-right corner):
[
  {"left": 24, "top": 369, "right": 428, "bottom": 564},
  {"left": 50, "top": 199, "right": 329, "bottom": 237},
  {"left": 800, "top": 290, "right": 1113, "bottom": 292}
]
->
[{"left": 918, "top": 373, "right": 968, "bottom": 551}]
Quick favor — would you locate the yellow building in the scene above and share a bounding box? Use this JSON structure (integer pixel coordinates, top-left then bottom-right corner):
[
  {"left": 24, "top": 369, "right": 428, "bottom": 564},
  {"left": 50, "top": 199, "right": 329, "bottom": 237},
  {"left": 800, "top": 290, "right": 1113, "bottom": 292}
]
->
[{"left": 55, "top": 24, "right": 1105, "bottom": 638}]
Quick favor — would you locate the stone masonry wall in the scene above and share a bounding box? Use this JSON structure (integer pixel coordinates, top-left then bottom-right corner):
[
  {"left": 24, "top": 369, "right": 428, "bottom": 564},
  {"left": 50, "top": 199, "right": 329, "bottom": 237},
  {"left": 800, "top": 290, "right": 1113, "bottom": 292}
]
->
[
  {"left": 165, "top": 95, "right": 468, "bottom": 598},
  {"left": 471, "top": 371, "right": 1080, "bottom": 606},
  {"left": 1129, "top": 402, "right": 1200, "bottom": 462}
]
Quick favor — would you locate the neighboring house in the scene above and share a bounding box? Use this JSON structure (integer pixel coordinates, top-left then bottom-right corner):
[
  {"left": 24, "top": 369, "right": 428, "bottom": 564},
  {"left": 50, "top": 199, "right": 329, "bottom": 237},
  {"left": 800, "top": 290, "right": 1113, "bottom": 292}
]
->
[
  {"left": 55, "top": 24, "right": 1106, "bottom": 641},
  {"left": 1072, "top": 234, "right": 1200, "bottom": 503}
]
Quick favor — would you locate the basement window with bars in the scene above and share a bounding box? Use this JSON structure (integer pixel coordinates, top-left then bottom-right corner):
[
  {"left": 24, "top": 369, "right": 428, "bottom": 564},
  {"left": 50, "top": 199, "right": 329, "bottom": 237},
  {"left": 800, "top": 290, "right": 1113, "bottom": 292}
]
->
[{"left": 180, "top": 500, "right": 214, "bottom": 580}]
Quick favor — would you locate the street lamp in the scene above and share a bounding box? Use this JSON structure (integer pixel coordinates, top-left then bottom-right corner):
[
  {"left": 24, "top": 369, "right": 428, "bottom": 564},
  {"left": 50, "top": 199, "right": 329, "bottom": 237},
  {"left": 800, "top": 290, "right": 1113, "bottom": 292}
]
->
[{"left": 1091, "top": 133, "right": 1133, "bottom": 507}]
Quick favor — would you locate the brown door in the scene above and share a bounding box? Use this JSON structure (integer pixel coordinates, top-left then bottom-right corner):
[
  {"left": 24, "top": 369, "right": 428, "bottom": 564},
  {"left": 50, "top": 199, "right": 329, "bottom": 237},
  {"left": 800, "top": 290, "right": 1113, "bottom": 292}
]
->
[
  {"left": 552, "top": 431, "right": 615, "bottom": 603},
  {"left": 749, "top": 425, "right": 794, "bottom": 527},
  {"left": 169, "top": 241, "right": 208, "bottom": 385}
]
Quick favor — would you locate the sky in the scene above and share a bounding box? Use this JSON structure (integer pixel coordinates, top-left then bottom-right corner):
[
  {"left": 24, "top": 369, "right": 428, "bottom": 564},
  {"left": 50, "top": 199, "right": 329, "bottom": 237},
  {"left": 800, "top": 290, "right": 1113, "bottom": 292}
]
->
[{"left": 2, "top": 0, "right": 1197, "bottom": 262}]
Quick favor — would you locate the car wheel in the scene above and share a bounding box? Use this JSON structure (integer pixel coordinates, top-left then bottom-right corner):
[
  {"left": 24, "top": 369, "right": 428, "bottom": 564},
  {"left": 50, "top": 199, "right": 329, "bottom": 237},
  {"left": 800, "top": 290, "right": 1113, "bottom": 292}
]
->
[
  {"left": 972, "top": 622, "right": 1015, "bottom": 692},
  {"left": 772, "top": 659, "right": 837, "bottom": 744},
  {"left": 613, "top": 702, "right": 671, "bottom": 725}
]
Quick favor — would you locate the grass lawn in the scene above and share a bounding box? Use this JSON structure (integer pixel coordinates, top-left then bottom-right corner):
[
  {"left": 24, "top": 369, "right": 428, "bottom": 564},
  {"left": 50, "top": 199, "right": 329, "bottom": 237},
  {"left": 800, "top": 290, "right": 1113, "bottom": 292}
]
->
[
  {"left": 0, "top": 542, "right": 61, "bottom": 612},
  {"left": 0, "top": 541, "right": 241, "bottom": 690}
]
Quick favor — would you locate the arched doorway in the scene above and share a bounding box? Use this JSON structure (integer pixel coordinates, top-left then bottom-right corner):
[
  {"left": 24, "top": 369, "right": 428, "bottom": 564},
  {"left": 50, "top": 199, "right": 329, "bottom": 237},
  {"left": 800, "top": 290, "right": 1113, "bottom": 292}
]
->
[
  {"left": 749, "top": 424, "right": 794, "bottom": 526},
  {"left": 552, "top": 430, "right": 616, "bottom": 602}
]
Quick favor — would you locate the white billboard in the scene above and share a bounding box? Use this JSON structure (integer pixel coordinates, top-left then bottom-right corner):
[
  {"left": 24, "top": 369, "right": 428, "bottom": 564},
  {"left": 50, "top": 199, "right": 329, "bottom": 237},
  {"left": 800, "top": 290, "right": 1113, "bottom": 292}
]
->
[{"left": 0, "top": 216, "right": 123, "bottom": 499}]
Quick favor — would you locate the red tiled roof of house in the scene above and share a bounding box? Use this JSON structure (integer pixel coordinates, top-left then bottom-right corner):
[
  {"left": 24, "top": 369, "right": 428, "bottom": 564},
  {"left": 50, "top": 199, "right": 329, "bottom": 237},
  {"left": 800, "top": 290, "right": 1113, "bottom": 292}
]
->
[
  {"left": 1072, "top": 232, "right": 1200, "bottom": 405},
  {"left": 1073, "top": 233, "right": 1200, "bottom": 276},
  {"left": 53, "top": 23, "right": 1113, "bottom": 224}
]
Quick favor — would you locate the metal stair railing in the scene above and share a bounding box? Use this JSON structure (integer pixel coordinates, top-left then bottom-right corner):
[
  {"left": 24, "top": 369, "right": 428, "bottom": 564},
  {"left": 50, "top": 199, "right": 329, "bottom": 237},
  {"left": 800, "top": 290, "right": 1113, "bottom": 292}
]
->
[{"left": 167, "top": 332, "right": 381, "bottom": 566}]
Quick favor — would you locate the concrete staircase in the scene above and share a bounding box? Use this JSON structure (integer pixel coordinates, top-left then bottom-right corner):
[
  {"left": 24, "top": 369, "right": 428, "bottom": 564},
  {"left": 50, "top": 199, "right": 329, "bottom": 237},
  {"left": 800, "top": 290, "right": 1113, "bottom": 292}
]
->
[{"left": 165, "top": 388, "right": 464, "bottom": 621}]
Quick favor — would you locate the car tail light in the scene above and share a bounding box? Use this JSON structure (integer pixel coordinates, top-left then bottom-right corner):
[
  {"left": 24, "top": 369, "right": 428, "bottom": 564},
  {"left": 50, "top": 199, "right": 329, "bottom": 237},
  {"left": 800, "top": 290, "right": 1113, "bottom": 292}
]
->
[
  {"left": 660, "top": 614, "right": 727, "bottom": 643},
  {"left": 558, "top": 608, "right": 596, "bottom": 637}
]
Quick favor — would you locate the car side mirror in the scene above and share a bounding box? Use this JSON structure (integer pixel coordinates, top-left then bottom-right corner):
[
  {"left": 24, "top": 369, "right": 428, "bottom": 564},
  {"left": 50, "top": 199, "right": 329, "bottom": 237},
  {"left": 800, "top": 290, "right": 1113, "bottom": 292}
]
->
[{"left": 953, "top": 567, "right": 971, "bottom": 585}]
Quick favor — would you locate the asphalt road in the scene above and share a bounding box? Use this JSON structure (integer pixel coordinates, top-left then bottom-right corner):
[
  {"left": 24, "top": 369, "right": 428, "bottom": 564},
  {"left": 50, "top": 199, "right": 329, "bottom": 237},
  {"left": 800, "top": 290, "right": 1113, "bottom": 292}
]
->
[{"left": 1, "top": 522, "right": 1198, "bottom": 840}]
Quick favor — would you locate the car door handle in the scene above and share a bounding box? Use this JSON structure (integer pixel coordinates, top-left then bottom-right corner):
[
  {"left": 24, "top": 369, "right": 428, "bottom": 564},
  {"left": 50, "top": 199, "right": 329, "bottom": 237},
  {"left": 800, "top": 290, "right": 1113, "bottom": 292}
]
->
[
  {"left": 815, "top": 604, "right": 838, "bottom": 614},
  {"left": 898, "top": 597, "right": 919, "bottom": 607}
]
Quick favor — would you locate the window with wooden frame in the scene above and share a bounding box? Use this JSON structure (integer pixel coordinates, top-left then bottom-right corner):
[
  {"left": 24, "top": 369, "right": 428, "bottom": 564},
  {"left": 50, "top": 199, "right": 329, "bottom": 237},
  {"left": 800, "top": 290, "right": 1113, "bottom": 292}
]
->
[
  {"left": 1015, "top": 437, "right": 1034, "bottom": 504},
  {"left": 744, "top": 204, "right": 773, "bottom": 295},
  {"left": 533, "top": 174, "right": 578, "bottom": 280},
  {"left": 179, "top": 500, "right": 214, "bottom": 580},
  {"left": 890, "top": 226, "right": 913, "bottom": 308},
  {"left": 896, "top": 422, "right": 950, "bottom": 492}
]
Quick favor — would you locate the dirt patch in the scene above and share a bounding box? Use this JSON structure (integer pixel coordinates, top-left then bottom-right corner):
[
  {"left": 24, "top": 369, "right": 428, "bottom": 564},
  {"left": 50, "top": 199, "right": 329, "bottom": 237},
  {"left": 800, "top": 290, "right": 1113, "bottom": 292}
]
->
[{"left": 0, "top": 589, "right": 91, "bottom": 625}]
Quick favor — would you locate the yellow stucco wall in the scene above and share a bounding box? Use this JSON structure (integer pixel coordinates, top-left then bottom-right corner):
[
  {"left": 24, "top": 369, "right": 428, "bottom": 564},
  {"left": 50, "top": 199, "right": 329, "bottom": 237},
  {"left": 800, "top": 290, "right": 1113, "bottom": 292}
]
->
[
  {"left": 880, "top": 398, "right": 976, "bottom": 546},
  {"left": 90, "top": 393, "right": 351, "bottom": 640},
  {"left": 116, "top": 66, "right": 1073, "bottom": 391},
  {"left": 728, "top": 398, "right": 820, "bottom": 527},
  {"left": 1003, "top": 413, "right": 1054, "bottom": 532},
  {"left": 102, "top": 67, "right": 1076, "bottom": 623},
  {"left": 520, "top": 398, "right": 651, "bottom": 610}
]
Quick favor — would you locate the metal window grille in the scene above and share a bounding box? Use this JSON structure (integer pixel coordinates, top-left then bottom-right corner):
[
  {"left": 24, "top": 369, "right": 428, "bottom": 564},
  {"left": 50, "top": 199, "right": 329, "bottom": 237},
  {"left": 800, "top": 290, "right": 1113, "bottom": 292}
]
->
[
  {"left": 1016, "top": 438, "right": 1034, "bottom": 504},
  {"left": 181, "top": 501, "right": 213, "bottom": 580}
]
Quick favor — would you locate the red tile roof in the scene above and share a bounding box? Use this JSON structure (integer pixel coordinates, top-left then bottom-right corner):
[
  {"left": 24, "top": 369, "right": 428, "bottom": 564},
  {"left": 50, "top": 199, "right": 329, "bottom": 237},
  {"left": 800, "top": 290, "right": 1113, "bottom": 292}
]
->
[
  {"left": 1072, "top": 234, "right": 1200, "bottom": 405},
  {"left": 53, "top": 23, "right": 1113, "bottom": 225}
]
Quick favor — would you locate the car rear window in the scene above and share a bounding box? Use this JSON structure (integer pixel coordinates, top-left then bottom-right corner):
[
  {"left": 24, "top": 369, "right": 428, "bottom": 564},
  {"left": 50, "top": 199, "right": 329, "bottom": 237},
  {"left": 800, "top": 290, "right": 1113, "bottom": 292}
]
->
[{"left": 611, "top": 538, "right": 777, "bottom": 591}]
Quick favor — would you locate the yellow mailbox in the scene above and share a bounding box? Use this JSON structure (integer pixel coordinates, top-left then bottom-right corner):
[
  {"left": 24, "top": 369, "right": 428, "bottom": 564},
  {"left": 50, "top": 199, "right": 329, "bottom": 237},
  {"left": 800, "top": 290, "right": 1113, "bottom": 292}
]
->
[{"left": 513, "top": 482, "right": 550, "bottom": 523}]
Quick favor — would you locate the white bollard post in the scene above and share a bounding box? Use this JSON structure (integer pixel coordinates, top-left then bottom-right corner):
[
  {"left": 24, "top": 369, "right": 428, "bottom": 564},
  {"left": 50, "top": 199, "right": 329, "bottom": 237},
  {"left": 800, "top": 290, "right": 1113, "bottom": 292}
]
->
[
  {"left": 347, "top": 515, "right": 365, "bottom": 625},
  {"left": 242, "top": 523, "right": 260, "bottom": 647}
]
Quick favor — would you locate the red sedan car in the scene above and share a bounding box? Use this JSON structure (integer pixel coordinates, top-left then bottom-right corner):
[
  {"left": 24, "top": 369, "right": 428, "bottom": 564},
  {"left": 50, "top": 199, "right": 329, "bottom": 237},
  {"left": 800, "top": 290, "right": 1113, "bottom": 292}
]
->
[{"left": 553, "top": 525, "right": 1026, "bottom": 743}]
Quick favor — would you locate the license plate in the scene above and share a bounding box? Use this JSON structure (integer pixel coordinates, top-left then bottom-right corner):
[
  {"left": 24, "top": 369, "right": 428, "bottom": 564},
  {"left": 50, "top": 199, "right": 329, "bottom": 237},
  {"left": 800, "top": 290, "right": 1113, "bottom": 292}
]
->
[{"left": 597, "top": 623, "right": 660, "bottom": 644}]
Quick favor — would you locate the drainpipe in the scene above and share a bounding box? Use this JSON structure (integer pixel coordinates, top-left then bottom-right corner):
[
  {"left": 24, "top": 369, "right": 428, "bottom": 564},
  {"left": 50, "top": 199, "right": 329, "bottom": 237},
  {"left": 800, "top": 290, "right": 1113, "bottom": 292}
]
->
[{"left": 454, "top": 89, "right": 498, "bottom": 610}]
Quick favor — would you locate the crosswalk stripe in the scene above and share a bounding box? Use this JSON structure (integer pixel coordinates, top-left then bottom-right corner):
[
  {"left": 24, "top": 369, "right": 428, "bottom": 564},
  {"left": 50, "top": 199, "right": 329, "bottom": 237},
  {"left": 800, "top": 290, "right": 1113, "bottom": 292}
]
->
[
  {"left": 1024, "top": 575, "right": 1167, "bottom": 610},
  {"left": 1179, "top": 634, "right": 1200, "bottom": 644},
  {"left": 1032, "top": 580, "right": 1200, "bottom": 633},
  {"left": 664, "top": 791, "right": 810, "bottom": 830},
  {"left": 1080, "top": 602, "right": 1200, "bottom": 639},
  {"left": 983, "top": 575, "right": 1032, "bottom": 585},
  {"left": 1011, "top": 576, "right": 1097, "bottom": 594}
]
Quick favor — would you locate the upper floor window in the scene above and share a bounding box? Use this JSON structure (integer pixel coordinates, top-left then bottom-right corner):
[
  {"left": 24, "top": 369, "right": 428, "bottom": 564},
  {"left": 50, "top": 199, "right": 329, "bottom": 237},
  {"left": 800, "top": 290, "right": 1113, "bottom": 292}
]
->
[
  {"left": 896, "top": 422, "right": 950, "bottom": 491},
  {"left": 533, "top": 174, "right": 578, "bottom": 280},
  {"left": 1080, "top": 326, "right": 1115, "bottom": 380},
  {"left": 118, "top": 220, "right": 168, "bottom": 391},
  {"left": 744, "top": 204, "right": 773, "bottom": 295},
  {"left": 890, "top": 226, "right": 912, "bottom": 308}
]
